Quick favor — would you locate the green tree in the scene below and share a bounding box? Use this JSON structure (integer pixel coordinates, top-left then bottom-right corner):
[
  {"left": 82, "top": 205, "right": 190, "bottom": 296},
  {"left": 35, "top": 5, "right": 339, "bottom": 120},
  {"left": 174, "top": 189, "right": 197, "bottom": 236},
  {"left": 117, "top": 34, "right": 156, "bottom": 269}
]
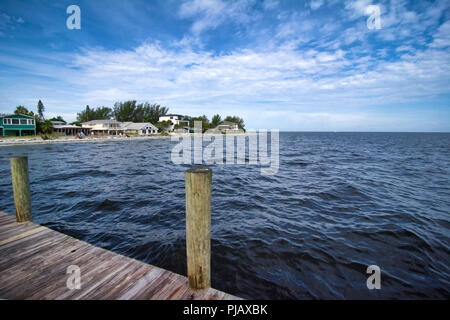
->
[
  {"left": 112, "top": 101, "right": 169, "bottom": 123},
  {"left": 14, "top": 106, "right": 31, "bottom": 115},
  {"left": 48, "top": 116, "right": 66, "bottom": 124},
  {"left": 37, "top": 100, "right": 45, "bottom": 120},
  {"left": 93, "top": 106, "right": 112, "bottom": 120},
  {"left": 14, "top": 105, "right": 42, "bottom": 133},
  {"left": 39, "top": 119, "right": 54, "bottom": 139},
  {"left": 40, "top": 120, "right": 53, "bottom": 134},
  {"left": 156, "top": 120, "right": 172, "bottom": 132},
  {"left": 77, "top": 105, "right": 92, "bottom": 122},
  {"left": 77, "top": 105, "right": 112, "bottom": 122},
  {"left": 224, "top": 116, "right": 245, "bottom": 130},
  {"left": 113, "top": 101, "right": 138, "bottom": 122},
  {"left": 211, "top": 114, "right": 222, "bottom": 128},
  {"left": 189, "top": 115, "right": 210, "bottom": 132},
  {"left": 147, "top": 104, "right": 169, "bottom": 124}
]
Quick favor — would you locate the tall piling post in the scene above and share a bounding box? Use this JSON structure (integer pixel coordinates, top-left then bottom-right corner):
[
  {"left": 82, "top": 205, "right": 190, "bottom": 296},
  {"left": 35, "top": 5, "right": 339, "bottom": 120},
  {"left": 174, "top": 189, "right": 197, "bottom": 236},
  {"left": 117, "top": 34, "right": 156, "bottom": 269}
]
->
[
  {"left": 10, "top": 156, "right": 32, "bottom": 222},
  {"left": 185, "top": 168, "right": 212, "bottom": 289}
]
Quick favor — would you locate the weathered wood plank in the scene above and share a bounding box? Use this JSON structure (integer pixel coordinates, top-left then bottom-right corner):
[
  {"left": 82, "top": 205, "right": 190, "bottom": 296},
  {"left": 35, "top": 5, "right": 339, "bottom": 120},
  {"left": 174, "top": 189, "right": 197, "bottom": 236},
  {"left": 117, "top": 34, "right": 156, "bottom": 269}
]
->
[
  {"left": 0, "top": 212, "right": 241, "bottom": 300},
  {"left": 0, "top": 226, "right": 48, "bottom": 246}
]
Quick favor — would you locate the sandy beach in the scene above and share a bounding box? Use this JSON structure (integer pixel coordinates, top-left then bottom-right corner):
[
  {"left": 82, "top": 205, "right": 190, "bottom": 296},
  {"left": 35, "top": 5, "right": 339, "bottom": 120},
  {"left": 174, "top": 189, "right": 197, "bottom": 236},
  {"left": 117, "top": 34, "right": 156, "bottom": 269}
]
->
[{"left": 0, "top": 134, "right": 171, "bottom": 147}]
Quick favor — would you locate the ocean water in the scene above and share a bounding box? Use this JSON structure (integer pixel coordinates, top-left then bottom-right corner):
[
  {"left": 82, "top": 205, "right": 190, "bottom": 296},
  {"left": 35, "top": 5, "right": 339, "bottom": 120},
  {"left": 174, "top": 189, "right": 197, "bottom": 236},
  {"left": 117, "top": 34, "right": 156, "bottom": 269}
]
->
[{"left": 0, "top": 132, "right": 449, "bottom": 299}]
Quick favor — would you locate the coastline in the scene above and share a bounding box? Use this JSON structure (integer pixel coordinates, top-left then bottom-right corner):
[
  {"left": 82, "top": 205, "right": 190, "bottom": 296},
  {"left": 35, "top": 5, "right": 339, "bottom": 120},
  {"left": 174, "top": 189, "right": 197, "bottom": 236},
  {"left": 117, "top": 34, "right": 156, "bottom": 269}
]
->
[
  {"left": 0, "top": 134, "right": 171, "bottom": 147},
  {"left": 0, "top": 132, "right": 249, "bottom": 147}
]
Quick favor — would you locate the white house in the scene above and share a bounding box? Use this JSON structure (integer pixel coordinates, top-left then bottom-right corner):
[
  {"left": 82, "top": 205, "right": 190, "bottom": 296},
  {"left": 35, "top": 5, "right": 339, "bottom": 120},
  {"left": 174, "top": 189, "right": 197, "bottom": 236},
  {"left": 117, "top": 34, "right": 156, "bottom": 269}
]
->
[
  {"left": 81, "top": 119, "right": 123, "bottom": 135},
  {"left": 121, "top": 122, "right": 158, "bottom": 135},
  {"left": 158, "top": 114, "right": 189, "bottom": 132},
  {"left": 214, "top": 121, "right": 240, "bottom": 132}
]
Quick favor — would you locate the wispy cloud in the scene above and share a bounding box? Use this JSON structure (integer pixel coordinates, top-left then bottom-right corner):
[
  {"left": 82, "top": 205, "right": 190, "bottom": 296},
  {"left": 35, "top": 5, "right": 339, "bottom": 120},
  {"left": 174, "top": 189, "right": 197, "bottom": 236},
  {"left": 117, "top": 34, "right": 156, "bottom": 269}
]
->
[
  {"left": 179, "top": 0, "right": 257, "bottom": 35},
  {"left": 0, "top": 11, "right": 24, "bottom": 36},
  {"left": 17, "top": 31, "right": 445, "bottom": 128},
  {"left": 0, "top": 0, "right": 449, "bottom": 131},
  {"left": 310, "top": 0, "right": 325, "bottom": 11}
]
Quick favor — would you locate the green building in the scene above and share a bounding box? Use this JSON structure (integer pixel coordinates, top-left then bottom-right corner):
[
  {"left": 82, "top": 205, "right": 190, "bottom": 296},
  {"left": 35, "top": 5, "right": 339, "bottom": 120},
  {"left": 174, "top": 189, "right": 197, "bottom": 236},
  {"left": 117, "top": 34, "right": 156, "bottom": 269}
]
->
[{"left": 0, "top": 114, "right": 36, "bottom": 136}]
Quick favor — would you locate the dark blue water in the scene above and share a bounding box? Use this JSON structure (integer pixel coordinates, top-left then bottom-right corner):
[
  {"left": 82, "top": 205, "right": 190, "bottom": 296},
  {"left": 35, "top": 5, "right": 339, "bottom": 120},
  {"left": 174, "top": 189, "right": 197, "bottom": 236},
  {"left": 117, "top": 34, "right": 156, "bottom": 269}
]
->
[{"left": 0, "top": 132, "right": 449, "bottom": 299}]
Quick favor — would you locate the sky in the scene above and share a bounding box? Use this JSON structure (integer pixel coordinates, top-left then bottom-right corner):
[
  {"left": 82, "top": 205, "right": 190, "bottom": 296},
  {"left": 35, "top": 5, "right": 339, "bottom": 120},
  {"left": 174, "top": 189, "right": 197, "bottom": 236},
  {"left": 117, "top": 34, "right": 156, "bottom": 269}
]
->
[{"left": 0, "top": 0, "right": 449, "bottom": 132}]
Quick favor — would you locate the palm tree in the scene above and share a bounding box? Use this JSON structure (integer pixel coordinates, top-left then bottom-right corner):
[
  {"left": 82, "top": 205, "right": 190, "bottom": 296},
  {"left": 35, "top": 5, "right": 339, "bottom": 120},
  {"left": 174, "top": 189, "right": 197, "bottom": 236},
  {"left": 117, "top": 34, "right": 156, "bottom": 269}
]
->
[
  {"left": 40, "top": 120, "right": 53, "bottom": 140},
  {"left": 14, "top": 106, "right": 30, "bottom": 115},
  {"left": 211, "top": 114, "right": 222, "bottom": 128},
  {"left": 37, "top": 100, "right": 45, "bottom": 120}
]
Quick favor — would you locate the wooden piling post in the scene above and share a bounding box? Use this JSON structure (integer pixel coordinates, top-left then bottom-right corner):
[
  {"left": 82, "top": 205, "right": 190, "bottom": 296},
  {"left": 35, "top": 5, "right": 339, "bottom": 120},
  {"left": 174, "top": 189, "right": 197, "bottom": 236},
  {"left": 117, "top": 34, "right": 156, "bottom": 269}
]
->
[
  {"left": 10, "top": 156, "right": 32, "bottom": 222},
  {"left": 185, "top": 167, "right": 212, "bottom": 290}
]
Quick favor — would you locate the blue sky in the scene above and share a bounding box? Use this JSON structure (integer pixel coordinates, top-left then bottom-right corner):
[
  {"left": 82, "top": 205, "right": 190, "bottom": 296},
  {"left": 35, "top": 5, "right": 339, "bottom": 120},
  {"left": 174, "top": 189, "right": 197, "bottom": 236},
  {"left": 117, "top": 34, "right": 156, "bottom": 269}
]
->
[{"left": 0, "top": 0, "right": 449, "bottom": 131}]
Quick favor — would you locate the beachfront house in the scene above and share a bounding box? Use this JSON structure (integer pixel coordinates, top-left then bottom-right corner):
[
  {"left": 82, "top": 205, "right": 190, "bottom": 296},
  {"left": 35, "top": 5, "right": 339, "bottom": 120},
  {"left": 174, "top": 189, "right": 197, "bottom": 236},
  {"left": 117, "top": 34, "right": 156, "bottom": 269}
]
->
[
  {"left": 214, "top": 121, "right": 240, "bottom": 133},
  {"left": 0, "top": 114, "right": 36, "bottom": 137},
  {"left": 51, "top": 121, "right": 85, "bottom": 136},
  {"left": 81, "top": 119, "right": 123, "bottom": 136},
  {"left": 158, "top": 114, "right": 189, "bottom": 132},
  {"left": 121, "top": 122, "right": 158, "bottom": 135}
]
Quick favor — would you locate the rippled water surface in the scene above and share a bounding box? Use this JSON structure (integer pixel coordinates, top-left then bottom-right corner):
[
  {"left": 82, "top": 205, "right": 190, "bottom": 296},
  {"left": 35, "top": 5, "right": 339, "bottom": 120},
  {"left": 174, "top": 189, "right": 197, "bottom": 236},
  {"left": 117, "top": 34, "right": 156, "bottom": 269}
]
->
[{"left": 0, "top": 132, "right": 449, "bottom": 299}]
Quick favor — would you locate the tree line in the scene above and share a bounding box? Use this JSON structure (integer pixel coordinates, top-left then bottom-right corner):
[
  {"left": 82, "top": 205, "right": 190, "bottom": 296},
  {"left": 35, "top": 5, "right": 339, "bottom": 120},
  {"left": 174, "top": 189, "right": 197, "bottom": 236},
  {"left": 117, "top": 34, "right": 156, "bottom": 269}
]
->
[
  {"left": 12, "top": 100, "right": 245, "bottom": 134},
  {"left": 184, "top": 114, "right": 245, "bottom": 131},
  {"left": 75, "top": 101, "right": 169, "bottom": 125},
  {"left": 75, "top": 101, "right": 245, "bottom": 130}
]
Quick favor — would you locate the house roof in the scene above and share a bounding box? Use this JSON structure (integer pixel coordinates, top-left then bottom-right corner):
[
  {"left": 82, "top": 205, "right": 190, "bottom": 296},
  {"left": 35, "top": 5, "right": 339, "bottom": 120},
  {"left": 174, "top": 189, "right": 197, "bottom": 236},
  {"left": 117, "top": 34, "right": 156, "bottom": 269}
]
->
[
  {"left": 50, "top": 121, "right": 66, "bottom": 125},
  {"left": 53, "top": 124, "right": 81, "bottom": 129},
  {"left": 219, "top": 121, "right": 238, "bottom": 126},
  {"left": 82, "top": 119, "right": 119, "bottom": 124},
  {"left": 0, "top": 113, "right": 34, "bottom": 119},
  {"left": 122, "top": 122, "right": 157, "bottom": 130},
  {"left": 120, "top": 122, "right": 134, "bottom": 128},
  {"left": 159, "top": 114, "right": 184, "bottom": 118}
]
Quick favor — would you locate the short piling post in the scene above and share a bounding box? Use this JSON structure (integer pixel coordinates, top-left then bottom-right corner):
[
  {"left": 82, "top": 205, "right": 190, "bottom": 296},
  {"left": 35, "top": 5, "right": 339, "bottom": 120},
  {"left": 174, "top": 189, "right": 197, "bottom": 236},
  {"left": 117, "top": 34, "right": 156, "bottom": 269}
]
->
[
  {"left": 10, "top": 156, "right": 32, "bottom": 222},
  {"left": 185, "top": 168, "right": 212, "bottom": 289}
]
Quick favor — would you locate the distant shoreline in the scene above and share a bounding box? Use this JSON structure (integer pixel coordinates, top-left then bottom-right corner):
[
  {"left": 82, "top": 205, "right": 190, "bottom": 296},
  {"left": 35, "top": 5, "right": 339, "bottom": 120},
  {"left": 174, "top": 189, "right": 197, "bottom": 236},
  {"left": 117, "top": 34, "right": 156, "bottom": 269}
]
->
[
  {"left": 0, "top": 132, "right": 246, "bottom": 147},
  {"left": 0, "top": 135, "right": 171, "bottom": 147}
]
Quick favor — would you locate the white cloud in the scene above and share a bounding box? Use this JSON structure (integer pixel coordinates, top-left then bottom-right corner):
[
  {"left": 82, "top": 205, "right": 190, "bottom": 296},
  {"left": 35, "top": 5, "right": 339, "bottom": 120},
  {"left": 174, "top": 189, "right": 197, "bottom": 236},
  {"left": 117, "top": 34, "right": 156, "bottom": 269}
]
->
[
  {"left": 28, "top": 35, "right": 441, "bottom": 126},
  {"left": 1, "top": 1, "right": 449, "bottom": 131},
  {"left": 310, "top": 0, "right": 324, "bottom": 11},
  {"left": 344, "top": 0, "right": 373, "bottom": 20},
  {"left": 179, "top": 0, "right": 256, "bottom": 35},
  {"left": 430, "top": 21, "right": 450, "bottom": 48},
  {"left": 262, "top": 0, "right": 279, "bottom": 11},
  {"left": 0, "top": 11, "right": 24, "bottom": 35},
  {"left": 3, "top": 27, "right": 449, "bottom": 128}
]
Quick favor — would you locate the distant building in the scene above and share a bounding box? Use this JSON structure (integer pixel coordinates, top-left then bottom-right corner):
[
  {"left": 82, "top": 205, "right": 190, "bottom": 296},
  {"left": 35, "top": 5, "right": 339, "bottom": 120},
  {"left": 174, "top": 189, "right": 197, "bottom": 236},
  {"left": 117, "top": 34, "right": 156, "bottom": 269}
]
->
[
  {"left": 81, "top": 119, "right": 123, "bottom": 135},
  {"left": 51, "top": 121, "right": 84, "bottom": 136},
  {"left": 0, "top": 114, "right": 36, "bottom": 137},
  {"left": 215, "top": 121, "right": 240, "bottom": 132},
  {"left": 158, "top": 114, "right": 189, "bottom": 132},
  {"left": 121, "top": 122, "right": 158, "bottom": 135}
]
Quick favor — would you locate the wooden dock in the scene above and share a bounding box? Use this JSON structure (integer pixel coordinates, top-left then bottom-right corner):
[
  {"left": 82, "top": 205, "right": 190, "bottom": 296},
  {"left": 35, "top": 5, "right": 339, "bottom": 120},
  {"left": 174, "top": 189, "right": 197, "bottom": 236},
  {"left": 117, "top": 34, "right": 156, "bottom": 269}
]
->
[{"left": 0, "top": 211, "right": 240, "bottom": 300}]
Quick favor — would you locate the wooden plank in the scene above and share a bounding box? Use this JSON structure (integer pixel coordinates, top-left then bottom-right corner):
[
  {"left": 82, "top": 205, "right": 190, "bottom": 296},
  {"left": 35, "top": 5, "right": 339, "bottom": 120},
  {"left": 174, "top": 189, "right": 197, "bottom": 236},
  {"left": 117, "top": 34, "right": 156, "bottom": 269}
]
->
[
  {"left": 0, "top": 213, "right": 15, "bottom": 224},
  {"left": 0, "top": 211, "right": 241, "bottom": 300},
  {"left": 0, "top": 226, "right": 48, "bottom": 246},
  {"left": 0, "top": 222, "right": 41, "bottom": 239},
  {"left": 0, "top": 238, "right": 96, "bottom": 298},
  {"left": 81, "top": 261, "right": 153, "bottom": 300}
]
